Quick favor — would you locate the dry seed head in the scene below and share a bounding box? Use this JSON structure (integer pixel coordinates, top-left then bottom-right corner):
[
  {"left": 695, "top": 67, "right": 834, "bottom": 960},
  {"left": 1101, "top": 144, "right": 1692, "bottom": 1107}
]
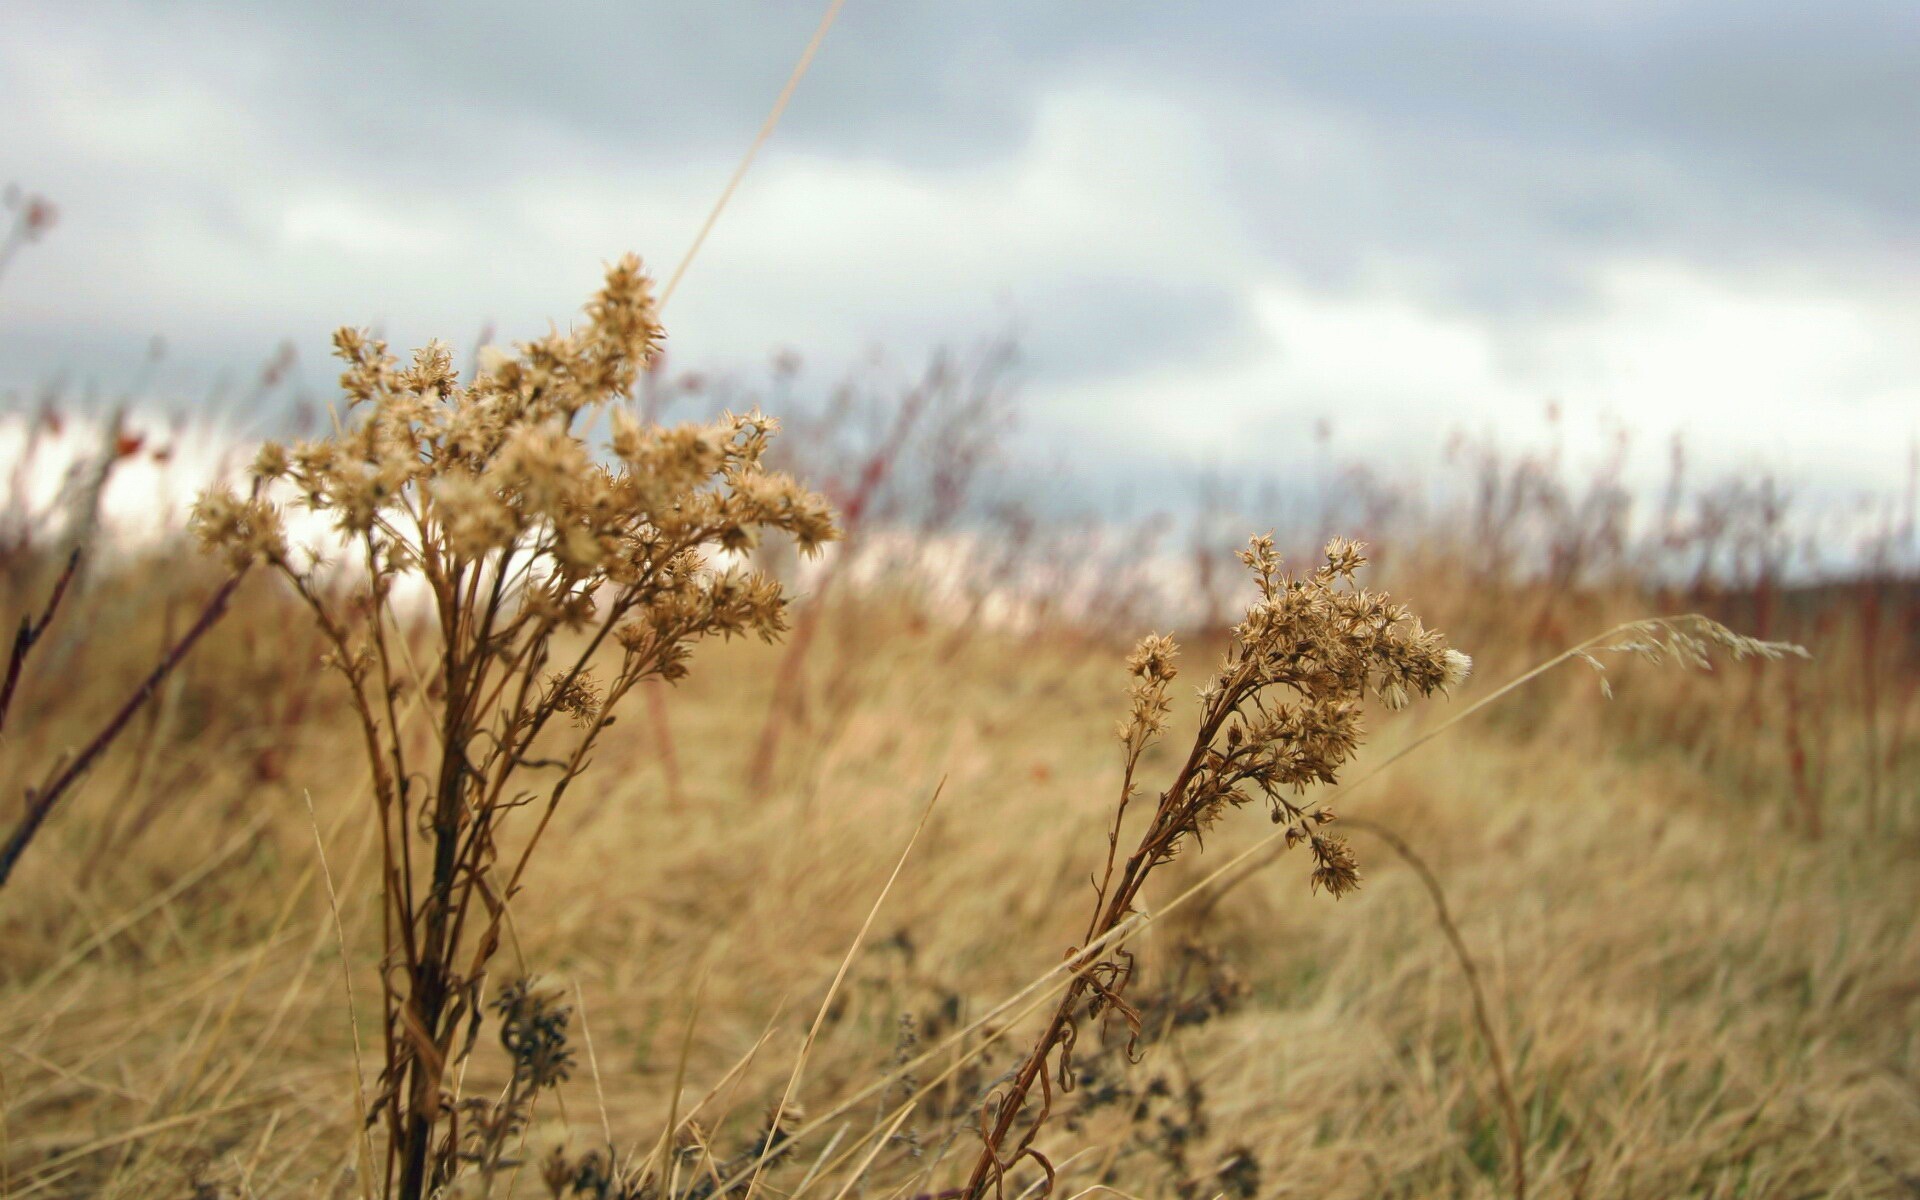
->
[
  {"left": 190, "top": 255, "right": 838, "bottom": 1200},
  {"left": 432, "top": 470, "right": 520, "bottom": 559},
  {"left": 189, "top": 491, "right": 287, "bottom": 570},
  {"left": 1118, "top": 633, "right": 1179, "bottom": 746},
  {"left": 252, "top": 440, "right": 289, "bottom": 480},
  {"left": 544, "top": 672, "right": 604, "bottom": 728},
  {"left": 1129, "top": 536, "right": 1467, "bottom": 889},
  {"left": 194, "top": 253, "right": 838, "bottom": 592},
  {"left": 494, "top": 977, "right": 575, "bottom": 1090},
  {"left": 1307, "top": 833, "right": 1361, "bottom": 898},
  {"left": 475, "top": 343, "right": 515, "bottom": 378},
  {"left": 1126, "top": 634, "right": 1179, "bottom": 682},
  {"left": 1578, "top": 614, "right": 1809, "bottom": 698}
]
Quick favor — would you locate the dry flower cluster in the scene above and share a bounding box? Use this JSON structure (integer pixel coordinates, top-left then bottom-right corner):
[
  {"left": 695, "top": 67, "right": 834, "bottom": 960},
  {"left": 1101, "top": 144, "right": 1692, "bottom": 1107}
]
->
[
  {"left": 965, "top": 535, "right": 1470, "bottom": 1197},
  {"left": 192, "top": 254, "right": 836, "bottom": 1200}
]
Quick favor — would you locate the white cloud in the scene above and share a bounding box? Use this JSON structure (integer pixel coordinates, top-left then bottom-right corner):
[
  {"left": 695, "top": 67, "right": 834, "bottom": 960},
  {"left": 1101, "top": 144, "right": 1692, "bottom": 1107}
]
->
[
  {"left": 2, "top": 3, "right": 1912, "bottom": 515},
  {"left": 1028, "top": 259, "right": 1919, "bottom": 497}
]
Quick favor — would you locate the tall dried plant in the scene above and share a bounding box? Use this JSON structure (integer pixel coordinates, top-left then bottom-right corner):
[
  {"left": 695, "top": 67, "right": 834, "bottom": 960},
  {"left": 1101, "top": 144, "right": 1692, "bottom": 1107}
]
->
[
  {"left": 192, "top": 255, "right": 836, "bottom": 1200},
  {"left": 963, "top": 536, "right": 1470, "bottom": 1198}
]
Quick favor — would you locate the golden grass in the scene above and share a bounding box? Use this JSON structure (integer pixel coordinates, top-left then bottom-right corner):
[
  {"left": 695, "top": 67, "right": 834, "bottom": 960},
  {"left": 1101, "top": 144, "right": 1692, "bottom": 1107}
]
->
[
  {"left": 6, "top": 8, "right": 1910, "bottom": 1183},
  {"left": 1, "top": 561, "right": 1914, "bottom": 1196}
]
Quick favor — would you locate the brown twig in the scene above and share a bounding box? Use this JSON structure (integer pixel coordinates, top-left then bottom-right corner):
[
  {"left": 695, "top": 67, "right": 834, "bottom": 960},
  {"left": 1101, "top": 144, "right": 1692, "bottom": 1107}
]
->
[
  {"left": 748, "top": 377, "right": 930, "bottom": 791},
  {"left": 0, "top": 568, "right": 247, "bottom": 890},
  {"left": 0, "top": 546, "right": 81, "bottom": 736}
]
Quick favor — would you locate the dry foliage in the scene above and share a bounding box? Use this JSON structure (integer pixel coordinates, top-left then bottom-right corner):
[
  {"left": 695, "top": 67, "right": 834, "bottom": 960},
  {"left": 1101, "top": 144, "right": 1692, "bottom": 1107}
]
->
[
  {"left": 0, "top": 241, "right": 1908, "bottom": 1200},
  {"left": 967, "top": 536, "right": 1471, "bottom": 1196},
  {"left": 191, "top": 256, "right": 836, "bottom": 1199}
]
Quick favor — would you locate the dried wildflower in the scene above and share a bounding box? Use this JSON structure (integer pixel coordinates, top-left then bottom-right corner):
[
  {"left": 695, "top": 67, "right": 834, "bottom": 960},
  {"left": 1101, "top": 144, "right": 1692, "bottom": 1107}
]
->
[
  {"left": 968, "top": 535, "right": 1464, "bottom": 1198},
  {"left": 1307, "top": 832, "right": 1361, "bottom": 898},
  {"left": 189, "top": 491, "right": 287, "bottom": 571},
  {"left": 544, "top": 671, "right": 603, "bottom": 728},
  {"left": 1116, "top": 632, "right": 1179, "bottom": 747},
  {"left": 252, "top": 440, "right": 289, "bottom": 480},
  {"left": 1126, "top": 634, "right": 1179, "bottom": 682},
  {"left": 192, "top": 255, "right": 837, "bottom": 1200}
]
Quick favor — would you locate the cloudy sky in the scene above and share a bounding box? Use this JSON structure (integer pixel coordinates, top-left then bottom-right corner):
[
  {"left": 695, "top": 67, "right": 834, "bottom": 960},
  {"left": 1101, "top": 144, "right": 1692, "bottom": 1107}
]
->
[{"left": 3, "top": 0, "right": 1916, "bottom": 507}]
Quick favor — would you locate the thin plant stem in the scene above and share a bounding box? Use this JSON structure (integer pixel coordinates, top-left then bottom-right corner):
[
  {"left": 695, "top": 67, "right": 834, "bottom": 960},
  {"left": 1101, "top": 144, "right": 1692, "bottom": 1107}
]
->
[
  {"left": 657, "top": 0, "right": 848, "bottom": 313},
  {"left": 1344, "top": 817, "right": 1526, "bottom": 1200},
  {"left": 0, "top": 546, "right": 81, "bottom": 735},
  {"left": 0, "top": 569, "right": 247, "bottom": 891}
]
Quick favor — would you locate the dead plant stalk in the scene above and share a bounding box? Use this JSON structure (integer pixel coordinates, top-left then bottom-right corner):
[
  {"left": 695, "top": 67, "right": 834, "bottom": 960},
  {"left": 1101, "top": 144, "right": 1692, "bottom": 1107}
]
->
[
  {"left": 962, "top": 537, "right": 1470, "bottom": 1198},
  {"left": 192, "top": 257, "right": 836, "bottom": 1200}
]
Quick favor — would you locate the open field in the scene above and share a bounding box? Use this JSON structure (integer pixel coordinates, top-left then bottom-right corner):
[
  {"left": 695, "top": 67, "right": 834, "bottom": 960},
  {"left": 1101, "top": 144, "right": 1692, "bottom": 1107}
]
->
[
  {"left": 2, "top": 395, "right": 1915, "bottom": 1198},
  {"left": 3, "top": 35, "right": 1917, "bottom": 1182},
  {"left": 6, "top": 0, "right": 1918, "bottom": 1189}
]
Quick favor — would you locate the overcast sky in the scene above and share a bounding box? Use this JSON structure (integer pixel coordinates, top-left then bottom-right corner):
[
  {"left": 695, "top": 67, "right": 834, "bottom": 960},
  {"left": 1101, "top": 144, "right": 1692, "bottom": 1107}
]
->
[{"left": 3, "top": 0, "right": 1916, "bottom": 507}]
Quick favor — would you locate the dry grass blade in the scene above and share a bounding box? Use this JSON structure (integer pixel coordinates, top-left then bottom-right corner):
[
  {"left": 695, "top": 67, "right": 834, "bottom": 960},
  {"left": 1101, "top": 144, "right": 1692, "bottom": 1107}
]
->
[
  {"left": 713, "top": 927, "right": 1094, "bottom": 1198},
  {"left": 1345, "top": 816, "right": 1525, "bottom": 1200},
  {"left": 305, "top": 789, "right": 377, "bottom": 1200},
  {"left": 22, "top": 809, "right": 271, "bottom": 999},
  {"left": 744, "top": 780, "right": 943, "bottom": 1200},
  {"left": 679, "top": 1000, "right": 790, "bottom": 1148},
  {"left": 789, "top": 1123, "right": 849, "bottom": 1197},
  {"left": 7, "top": 1098, "right": 266, "bottom": 1197},
  {"left": 823, "top": 1101, "right": 916, "bottom": 1200},
  {"left": 643, "top": 967, "right": 710, "bottom": 1185},
  {"left": 574, "top": 979, "right": 615, "bottom": 1151},
  {"left": 656, "top": 0, "right": 848, "bottom": 314}
]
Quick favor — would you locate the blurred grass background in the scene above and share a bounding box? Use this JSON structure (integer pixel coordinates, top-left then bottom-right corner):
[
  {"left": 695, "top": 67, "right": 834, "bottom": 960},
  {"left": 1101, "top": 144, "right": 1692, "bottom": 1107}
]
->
[{"left": 1, "top": 375, "right": 1914, "bottom": 1196}]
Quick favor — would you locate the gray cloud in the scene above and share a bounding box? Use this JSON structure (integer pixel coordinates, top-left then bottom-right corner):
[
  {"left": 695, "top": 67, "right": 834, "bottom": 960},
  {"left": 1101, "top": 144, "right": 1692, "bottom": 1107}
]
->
[{"left": 3, "top": 0, "right": 1914, "bottom": 500}]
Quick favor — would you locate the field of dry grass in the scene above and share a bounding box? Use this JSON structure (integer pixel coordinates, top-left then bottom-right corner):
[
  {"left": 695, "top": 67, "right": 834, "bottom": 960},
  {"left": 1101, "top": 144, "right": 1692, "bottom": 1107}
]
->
[
  {"left": 2, "top": 508, "right": 1915, "bottom": 1198},
  {"left": 0, "top": 192, "right": 1915, "bottom": 1198}
]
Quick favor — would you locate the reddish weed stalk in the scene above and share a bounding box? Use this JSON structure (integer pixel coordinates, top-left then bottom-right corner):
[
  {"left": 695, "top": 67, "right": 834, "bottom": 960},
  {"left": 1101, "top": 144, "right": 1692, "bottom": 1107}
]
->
[
  {"left": 0, "top": 554, "right": 247, "bottom": 890},
  {"left": 747, "top": 370, "right": 928, "bottom": 792}
]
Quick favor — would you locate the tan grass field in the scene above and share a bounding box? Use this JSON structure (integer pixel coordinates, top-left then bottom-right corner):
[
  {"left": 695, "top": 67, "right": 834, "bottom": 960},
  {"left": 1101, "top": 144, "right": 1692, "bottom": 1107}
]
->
[
  {"left": 0, "top": 215, "right": 1913, "bottom": 1200},
  {"left": 2, "top": 524, "right": 1915, "bottom": 1198},
  {"left": 3, "top": 0, "right": 1915, "bottom": 1180}
]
